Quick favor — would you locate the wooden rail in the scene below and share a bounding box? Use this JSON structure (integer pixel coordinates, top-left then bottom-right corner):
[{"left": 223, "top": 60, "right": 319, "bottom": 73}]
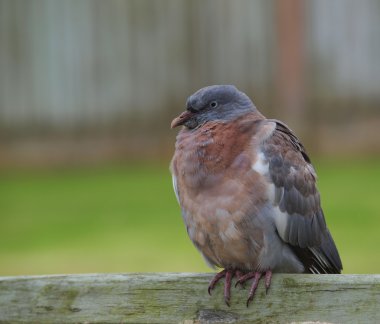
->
[{"left": 0, "top": 273, "right": 379, "bottom": 323}]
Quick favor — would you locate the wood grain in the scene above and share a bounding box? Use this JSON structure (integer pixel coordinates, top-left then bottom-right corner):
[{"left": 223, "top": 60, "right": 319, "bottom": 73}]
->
[{"left": 0, "top": 273, "right": 379, "bottom": 323}]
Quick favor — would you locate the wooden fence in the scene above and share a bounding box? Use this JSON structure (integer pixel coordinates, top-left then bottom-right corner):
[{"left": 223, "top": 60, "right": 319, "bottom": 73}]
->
[
  {"left": 0, "top": 0, "right": 379, "bottom": 132},
  {"left": 1, "top": 0, "right": 380, "bottom": 165},
  {"left": 0, "top": 273, "right": 379, "bottom": 323}
]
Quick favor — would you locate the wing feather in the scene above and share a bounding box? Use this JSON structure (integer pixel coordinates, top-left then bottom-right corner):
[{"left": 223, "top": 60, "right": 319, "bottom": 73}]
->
[{"left": 262, "top": 120, "right": 342, "bottom": 273}]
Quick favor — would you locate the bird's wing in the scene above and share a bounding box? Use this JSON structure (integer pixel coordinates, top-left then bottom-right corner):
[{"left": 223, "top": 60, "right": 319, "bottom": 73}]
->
[{"left": 260, "top": 120, "right": 342, "bottom": 273}]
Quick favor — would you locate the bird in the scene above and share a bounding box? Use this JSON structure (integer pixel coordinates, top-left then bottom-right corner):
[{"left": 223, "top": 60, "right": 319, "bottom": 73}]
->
[{"left": 170, "top": 85, "right": 342, "bottom": 306}]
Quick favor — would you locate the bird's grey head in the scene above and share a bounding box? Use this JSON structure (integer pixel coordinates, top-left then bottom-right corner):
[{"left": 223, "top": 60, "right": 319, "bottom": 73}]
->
[{"left": 171, "top": 85, "right": 256, "bottom": 129}]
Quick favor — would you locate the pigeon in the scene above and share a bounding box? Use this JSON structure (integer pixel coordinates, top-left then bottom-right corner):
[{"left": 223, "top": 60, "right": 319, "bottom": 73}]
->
[{"left": 170, "top": 85, "right": 342, "bottom": 306}]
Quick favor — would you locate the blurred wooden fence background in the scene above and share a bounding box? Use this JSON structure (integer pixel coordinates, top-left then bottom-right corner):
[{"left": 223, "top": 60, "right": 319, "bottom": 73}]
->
[{"left": 0, "top": 0, "right": 379, "bottom": 165}]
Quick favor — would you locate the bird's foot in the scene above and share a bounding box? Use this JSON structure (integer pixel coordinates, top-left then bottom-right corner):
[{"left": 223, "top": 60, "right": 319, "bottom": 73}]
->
[
  {"left": 208, "top": 269, "right": 244, "bottom": 306},
  {"left": 235, "top": 270, "right": 273, "bottom": 307}
]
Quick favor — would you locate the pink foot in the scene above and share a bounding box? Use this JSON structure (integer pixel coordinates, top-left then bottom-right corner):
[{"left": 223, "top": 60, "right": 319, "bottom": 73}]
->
[
  {"left": 235, "top": 270, "right": 273, "bottom": 306},
  {"left": 208, "top": 269, "right": 243, "bottom": 306}
]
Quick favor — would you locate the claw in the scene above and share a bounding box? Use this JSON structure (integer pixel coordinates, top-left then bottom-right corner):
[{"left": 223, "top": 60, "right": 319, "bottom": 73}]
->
[
  {"left": 223, "top": 270, "right": 233, "bottom": 306},
  {"left": 208, "top": 269, "right": 273, "bottom": 306},
  {"left": 264, "top": 270, "right": 272, "bottom": 295},
  {"left": 234, "top": 272, "right": 255, "bottom": 287},
  {"left": 246, "top": 272, "right": 262, "bottom": 307},
  {"left": 235, "top": 270, "right": 245, "bottom": 288},
  {"left": 208, "top": 269, "right": 227, "bottom": 295},
  {"left": 208, "top": 269, "right": 240, "bottom": 306}
]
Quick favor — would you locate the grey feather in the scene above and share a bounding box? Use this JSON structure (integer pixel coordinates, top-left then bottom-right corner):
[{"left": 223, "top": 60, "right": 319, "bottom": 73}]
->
[{"left": 262, "top": 120, "right": 342, "bottom": 273}]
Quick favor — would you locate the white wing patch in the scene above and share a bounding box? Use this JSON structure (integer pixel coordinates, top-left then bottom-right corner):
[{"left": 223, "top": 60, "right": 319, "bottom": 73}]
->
[
  {"left": 252, "top": 152, "right": 290, "bottom": 241},
  {"left": 267, "top": 183, "right": 289, "bottom": 242},
  {"left": 251, "top": 151, "right": 269, "bottom": 175},
  {"left": 272, "top": 205, "right": 289, "bottom": 240},
  {"left": 172, "top": 174, "right": 180, "bottom": 204}
]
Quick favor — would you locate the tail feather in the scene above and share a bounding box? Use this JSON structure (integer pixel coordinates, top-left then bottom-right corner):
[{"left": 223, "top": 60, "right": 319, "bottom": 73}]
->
[{"left": 290, "top": 230, "right": 342, "bottom": 274}]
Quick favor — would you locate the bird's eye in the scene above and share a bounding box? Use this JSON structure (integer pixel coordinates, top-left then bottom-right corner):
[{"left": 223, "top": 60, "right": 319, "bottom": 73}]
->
[{"left": 210, "top": 101, "right": 218, "bottom": 108}]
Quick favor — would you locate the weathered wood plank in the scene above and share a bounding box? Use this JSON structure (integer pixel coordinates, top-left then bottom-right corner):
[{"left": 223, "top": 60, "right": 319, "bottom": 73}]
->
[{"left": 0, "top": 273, "right": 379, "bottom": 323}]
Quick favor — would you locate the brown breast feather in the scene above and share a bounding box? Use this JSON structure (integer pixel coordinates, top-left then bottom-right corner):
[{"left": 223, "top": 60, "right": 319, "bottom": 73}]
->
[{"left": 171, "top": 114, "right": 275, "bottom": 269}]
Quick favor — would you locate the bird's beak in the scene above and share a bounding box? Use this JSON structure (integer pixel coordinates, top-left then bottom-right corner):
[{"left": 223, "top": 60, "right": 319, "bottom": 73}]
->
[{"left": 171, "top": 110, "right": 194, "bottom": 129}]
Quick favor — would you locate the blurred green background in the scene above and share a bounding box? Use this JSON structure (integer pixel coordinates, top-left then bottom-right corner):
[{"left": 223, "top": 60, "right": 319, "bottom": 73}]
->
[{"left": 0, "top": 0, "right": 380, "bottom": 275}]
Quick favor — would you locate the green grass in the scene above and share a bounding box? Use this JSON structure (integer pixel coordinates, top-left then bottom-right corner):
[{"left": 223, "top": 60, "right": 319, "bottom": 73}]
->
[{"left": 0, "top": 159, "right": 379, "bottom": 276}]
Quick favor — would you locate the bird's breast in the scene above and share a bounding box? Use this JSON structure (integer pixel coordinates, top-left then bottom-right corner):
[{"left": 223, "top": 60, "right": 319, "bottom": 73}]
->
[
  {"left": 173, "top": 121, "right": 255, "bottom": 191},
  {"left": 171, "top": 120, "right": 270, "bottom": 268}
]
